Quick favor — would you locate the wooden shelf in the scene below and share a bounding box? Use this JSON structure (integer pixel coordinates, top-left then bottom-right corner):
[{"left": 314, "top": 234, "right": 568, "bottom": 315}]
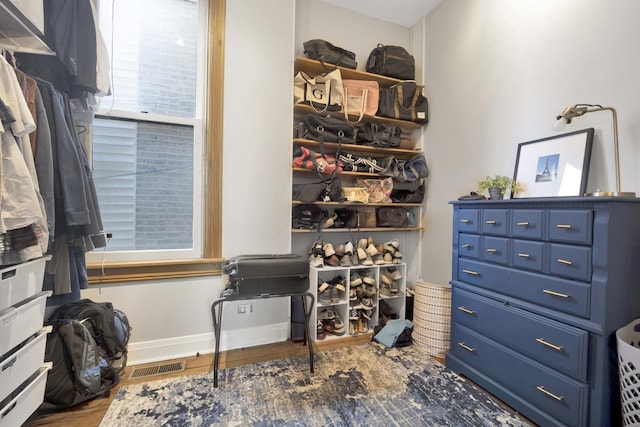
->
[
  {"left": 291, "top": 200, "right": 422, "bottom": 208},
  {"left": 294, "top": 104, "right": 422, "bottom": 132},
  {"left": 294, "top": 57, "right": 423, "bottom": 90},
  {"left": 292, "top": 227, "right": 423, "bottom": 233},
  {"left": 293, "top": 138, "right": 421, "bottom": 159}
]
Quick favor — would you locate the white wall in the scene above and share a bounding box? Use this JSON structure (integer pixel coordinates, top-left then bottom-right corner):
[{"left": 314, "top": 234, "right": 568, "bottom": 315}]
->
[
  {"left": 83, "top": 0, "right": 640, "bottom": 365},
  {"left": 419, "top": 0, "right": 640, "bottom": 286}
]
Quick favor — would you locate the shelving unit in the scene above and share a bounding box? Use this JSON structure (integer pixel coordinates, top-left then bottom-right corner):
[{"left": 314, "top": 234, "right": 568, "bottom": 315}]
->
[
  {"left": 291, "top": 56, "right": 427, "bottom": 341},
  {"left": 310, "top": 263, "right": 406, "bottom": 341}
]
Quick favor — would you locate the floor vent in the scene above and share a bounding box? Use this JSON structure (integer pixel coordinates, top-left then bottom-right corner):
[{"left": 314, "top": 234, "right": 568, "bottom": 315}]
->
[{"left": 129, "top": 360, "right": 186, "bottom": 380}]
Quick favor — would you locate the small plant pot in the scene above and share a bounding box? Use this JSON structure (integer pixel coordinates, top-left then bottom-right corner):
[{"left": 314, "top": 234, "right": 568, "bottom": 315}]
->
[{"left": 488, "top": 187, "right": 504, "bottom": 200}]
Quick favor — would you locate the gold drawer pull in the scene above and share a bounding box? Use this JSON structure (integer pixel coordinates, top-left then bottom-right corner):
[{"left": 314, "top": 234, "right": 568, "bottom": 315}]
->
[
  {"left": 543, "top": 289, "right": 570, "bottom": 298},
  {"left": 457, "top": 306, "right": 476, "bottom": 315},
  {"left": 536, "top": 338, "right": 564, "bottom": 351},
  {"left": 460, "top": 219, "right": 471, "bottom": 223},
  {"left": 557, "top": 258, "right": 573, "bottom": 265},
  {"left": 486, "top": 248, "right": 497, "bottom": 253},
  {"left": 461, "top": 243, "right": 471, "bottom": 249},
  {"left": 536, "top": 386, "right": 564, "bottom": 401},
  {"left": 517, "top": 253, "right": 530, "bottom": 258},
  {"left": 462, "top": 269, "right": 479, "bottom": 276},
  {"left": 458, "top": 342, "right": 475, "bottom": 352},
  {"left": 485, "top": 220, "right": 497, "bottom": 224},
  {"left": 556, "top": 224, "right": 572, "bottom": 229},
  {"left": 517, "top": 222, "right": 530, "bottom": 226}
]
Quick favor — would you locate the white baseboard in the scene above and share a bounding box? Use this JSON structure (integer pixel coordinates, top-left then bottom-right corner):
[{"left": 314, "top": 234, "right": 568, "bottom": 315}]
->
[{"left": 127, "top": 322, "right": 291, "bottom": 366}]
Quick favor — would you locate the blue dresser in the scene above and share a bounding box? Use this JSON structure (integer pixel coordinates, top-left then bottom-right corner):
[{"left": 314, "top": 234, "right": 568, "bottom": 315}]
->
[{"left": 446, "top": 197, "right": 640, "bottom": 426}]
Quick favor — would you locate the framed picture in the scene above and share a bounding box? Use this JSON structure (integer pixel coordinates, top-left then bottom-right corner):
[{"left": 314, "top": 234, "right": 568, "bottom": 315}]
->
[{"left": 512, "top": 128, "right": 594, "bottom": 198}]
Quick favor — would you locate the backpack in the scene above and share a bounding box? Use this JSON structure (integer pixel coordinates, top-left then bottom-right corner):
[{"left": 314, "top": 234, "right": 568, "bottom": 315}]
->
[
  {"left": 41, "top": 299, "right": 131, "bottom": 409},
  {"left": 366, "top": 44, "right": 415, "bottom": 80}
]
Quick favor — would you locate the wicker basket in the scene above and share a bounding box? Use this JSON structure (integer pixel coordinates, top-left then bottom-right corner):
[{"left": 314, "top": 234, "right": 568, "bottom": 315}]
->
[
  {"left": 616, "top": 319, "right": 640, "bottom": 426},
  {"left": 412, "top": 281, "right": 451, "bottom": 358}
]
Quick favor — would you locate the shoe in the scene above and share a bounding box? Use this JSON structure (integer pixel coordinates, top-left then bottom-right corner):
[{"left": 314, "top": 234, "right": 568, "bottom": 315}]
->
[
  {"left": 325, "top": 254, "right": 340, "bottom": 266},
  {"left": 373, "top": 253, "right": 385, "bottom": 265},
  {"left": 357, "top": 247, "right": 368, "bottom": 261},
  {"left": 362, "top": 309, "right": 374, "bottom": 320},
  {"left": 340, "top": 254, "right": 353, "bottom": 267},
  {"left": 383, "top": 252, "right": 393, "bottom": 264},
  {"left": 334, "top": 243, "right": 345, "bottom": 257},
  {"left": 349, "top": 308, "right": 359, "bottom": 320},
  {"left": 357, "top": 316, "right": 368, "bottom": 333},
  {"left": 385, "top": 267, "right": 402, "bottom": 281},
  {"left": 323, "top": 313, "right": 345, "bottom": 335},
  {"left": 349, "top": 319, "right": 358, "bottom": 335},
  {"left": 350, "top": 276, "right": 363, "bottom": 287},
  {"left": 309, "top": 243, "right": 324, "bottom": 268},
  {"left": 317, "top": 321, "right": 326, "bottom": 340},
  {"left": 366, "top": 244, "right": 378, "bottom": 256},
  {"left": 379, "top": 283, "right": 392, "bottom": 297},
  {"left": 323, "top": 243, "right": 336, "bottom": 257},
  {"left": 330, "top": 286, "right": 340, "bottom": 303},
  {"left": 321, "top": 214, "right": 337, "bottom": 229},
  {"left": 362, "top": 276, "right": 375, "bottom": 286},
  {"left": 349, "top": 289, "right": 358, "bottom": 302},
  {"left": 351, "top": 252, "right": 360, "bottom": 266},
  {"left": 344, "top": 241, "right": 354, "bottom": 256}
]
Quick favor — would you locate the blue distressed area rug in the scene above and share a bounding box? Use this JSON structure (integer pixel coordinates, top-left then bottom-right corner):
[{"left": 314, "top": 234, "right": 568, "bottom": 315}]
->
[{"left": 100, "top": 343, "right": 531, "bottom": 426}]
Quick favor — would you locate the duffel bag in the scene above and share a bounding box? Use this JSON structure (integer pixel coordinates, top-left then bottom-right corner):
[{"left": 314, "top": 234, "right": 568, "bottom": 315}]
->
[
  {"left": 301, "top": 114, "right": 356, "bottom": 145},
  {"left": 366, "top": 44, "right": 415, "bottom": 80},
  {"left": 303, "top": 39, "right": 357, "bottom": 69},
  {"left": 378, "top": 81, "right": 428, "bottom": 125}
]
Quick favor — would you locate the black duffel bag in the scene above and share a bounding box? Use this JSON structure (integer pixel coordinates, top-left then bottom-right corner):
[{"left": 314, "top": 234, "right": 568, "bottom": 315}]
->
[
  {"left": 303, "top": 39, "right": 357, "bottom": 69},
  {"left": 378, "top": 81, "right": 428, "bottom": 125},
  {"left": 356, "top": 122, "right": 402, "bottom": 148},
  {"left": 366, "top": 44, "right": 415, "bottom": 80},
  {"left": 301, "top": 114, "right": 356, "bottom": 145}
]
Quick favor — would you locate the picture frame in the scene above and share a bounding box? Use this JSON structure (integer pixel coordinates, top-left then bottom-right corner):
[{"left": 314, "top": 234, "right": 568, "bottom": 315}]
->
[{"left": 512, "top": 128, "right": 594, "bottom": 198}]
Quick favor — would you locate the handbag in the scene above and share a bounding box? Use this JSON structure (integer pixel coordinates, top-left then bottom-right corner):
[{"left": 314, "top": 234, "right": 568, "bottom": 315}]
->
[
  {"left": 377, "top": 81, "right": 428, "bottom": 124},
  {"left": 345, "top": 207, "right": 377, "bottom": 228},
  {"left": 342, "top": 80, "right": 379, "bottom": 123},
  {"left": 294, "top": 69, "right": 343, "bottom": 113},
  {"left": 391, "top": 181, "right": 425, "bottom": 203},
  {"left": 356, "top": 177, "right": 393, "bottom": 204},
  {"left": 301, "top": 115, "right": 356, "bottom": 145},
  {"left": 292, "top": 145, "right": 343, "bottom": 175},
  {"left": 292, "top": 204, "right": 326, "bottom": 230},
  {"left": 381, "top": 154, "right": 429, "bottom": 182},
  {"left": 366, "top": 44, "right": 415, "bottom": 80},
  {"left": 292, "top": 183, "right": 325, "bottom": 202},
  {"left": 356, "top": 122, "right": 401, "bottom": 148},
  {"left": 303, "top": 39, "right": 357, "bottom": 69},
  {"left": 341, "top": 187, "right": 369, "bottom": 203},
  {"left": 338, "top": 152, "right": 392, "bottom": 173},
  {"left": 376, "top": 207, "right": 410, "bottom": 228}
]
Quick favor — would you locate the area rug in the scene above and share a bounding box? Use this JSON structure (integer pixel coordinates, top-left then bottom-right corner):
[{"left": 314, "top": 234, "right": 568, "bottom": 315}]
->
[{"left": 100, "top": 343, "right": 530, "bottom": 426}]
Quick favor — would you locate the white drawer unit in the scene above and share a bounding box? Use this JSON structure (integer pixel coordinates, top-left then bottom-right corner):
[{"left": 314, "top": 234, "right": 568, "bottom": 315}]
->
[{"left": 0, "top": 258, "right": 50, "bottom": 426}]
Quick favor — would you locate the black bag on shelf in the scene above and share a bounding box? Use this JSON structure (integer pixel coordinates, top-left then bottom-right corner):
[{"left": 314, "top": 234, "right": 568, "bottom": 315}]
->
[
  {"left": 301, "top": 114, "right": 356, "bottom": 145},
  {"left": 292, "top": 183, "right": 325, "bottom": 202},
  {"left": 356, "top": 122, "right": 402, "bottom": 148},
  {"left": 378, "top": 81, "right": 428, "bottom": 124},
  {"left": 391, "top": 181, "right": 425, "bottom": 203},
  {"left": 338, "top": 152, "right": 392, "bottom": 174},
  {"left": 376, "top": 206, "right": 410, "bottom": 228},
  {"left": 366, "top": 44, "right": 415, "bottom": 80},
  {"left": 292, "top": 204, "right": 325, "bottom": 230},
  {"left": 303, "top": 39, "right": 357, "bottom": 69}
]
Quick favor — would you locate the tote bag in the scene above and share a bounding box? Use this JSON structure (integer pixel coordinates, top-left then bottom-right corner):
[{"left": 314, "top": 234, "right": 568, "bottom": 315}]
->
[
  {"left": 342, "top": 79, "right": 379, "bottom": 123},
  {"left": 294, "top": 69, "right": 343, "bottom": 113}
]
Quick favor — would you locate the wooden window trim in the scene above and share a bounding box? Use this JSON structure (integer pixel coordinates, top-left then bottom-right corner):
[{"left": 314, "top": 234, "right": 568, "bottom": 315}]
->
[{"left": 87, "top": 0, "right": 225, "bottom": 284}]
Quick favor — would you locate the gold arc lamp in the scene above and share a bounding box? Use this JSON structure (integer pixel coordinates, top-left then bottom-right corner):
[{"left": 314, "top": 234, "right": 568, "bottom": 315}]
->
[{"left": 553, "top": 103, "right": 635, "bottom": 197}]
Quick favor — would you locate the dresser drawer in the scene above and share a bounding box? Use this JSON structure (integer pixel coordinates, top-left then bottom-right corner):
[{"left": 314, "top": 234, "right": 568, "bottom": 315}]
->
[
  {"left": 457, "top": 209, "right": 479, "bottom": 233},
  {"left": 549, "top": 244, "right": 592, "bottom": 282},
  {"left": 511, "top": 209, "right": 544, "bottom": 240},
  {"left": 512, "top": 239, "right": 545, "bottom": 272},
  {"left": 548, "top": 210, "right": 592, "bottom": 245},
  {"left": 0, "top": 328, "right": 50, "bottom": 403},
  {"left": 458, "top": 234, "right": 481, "bottom": 259},
  {"left": 482, "top": 236, "right": 509, "bottom": 265},
  {"left": 452, "top": 288, "right": 589, "bottom": 381},
  {"left": 481, "top": 209, "right": 508, "bottom": 235},
  {"left": 451, "top": 324, "right": 589, "bottom": 427},
  {"left": 0, "top": 292, "right": 50, "bottom": 355},
  {"left": 457, "top": 259, "right": 590, "bottom": 318}
]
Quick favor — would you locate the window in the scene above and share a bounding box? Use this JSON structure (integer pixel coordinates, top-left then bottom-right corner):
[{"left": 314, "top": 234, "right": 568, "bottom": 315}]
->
[{"left": 86, "top": 0, "right": 224, "bottom": 282}]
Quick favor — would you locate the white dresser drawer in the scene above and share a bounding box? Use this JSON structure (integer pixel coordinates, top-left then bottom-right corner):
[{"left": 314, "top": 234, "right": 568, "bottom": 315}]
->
[
  {"left": 0, "top": 257, "right": 47, "bottom": 313},
  {"left": 0, "top": 327, "right": 50, "bottom": 403},
  {"left": 0, "top": 364, "right": 51, "bottom": 427},
  {"left": 0, "top": 292, "right": 50, "bottom": 355}
]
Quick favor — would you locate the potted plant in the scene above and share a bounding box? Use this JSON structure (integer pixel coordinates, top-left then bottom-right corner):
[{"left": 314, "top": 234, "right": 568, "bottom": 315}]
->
[{"left": 478, "top": 175, "right": 523, "bottom": 200}]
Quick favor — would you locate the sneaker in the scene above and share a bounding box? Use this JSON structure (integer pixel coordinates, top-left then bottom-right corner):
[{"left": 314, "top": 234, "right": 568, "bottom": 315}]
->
[
  {"left": 316, "top": 321, "right": 326, "bottom": 340},
  {"left": 330, "top": 286, "right": 340, "bottom": 303},
  {"left": 309, "top": 243, "right": 324, "bottom": 268},
  {"left": 379, "top": 283, "right": 392, "bottom": 297},
  {"left": 366, "top": 244, "right": 378, "bottom": 256},
  {"left": 323, "top": 243, "right": 336, "bottom": 257},
  {"left": 344, "top": 241, "right": 354, "bottom": 256}
]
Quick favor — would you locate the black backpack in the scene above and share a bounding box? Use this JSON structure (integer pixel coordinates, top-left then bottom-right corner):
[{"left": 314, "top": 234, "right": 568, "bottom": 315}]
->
[
  {"left": 41, "top": 299, "right": 131, "bottom": 409},
  {"left": 366, "top": 44, "right": 415, "bottom": 80}
]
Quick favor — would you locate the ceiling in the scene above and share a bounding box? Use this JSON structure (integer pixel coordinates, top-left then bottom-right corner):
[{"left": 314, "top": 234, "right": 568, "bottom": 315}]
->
[{"left": 318, "top": 0, "right": 443, "bottom": 28}]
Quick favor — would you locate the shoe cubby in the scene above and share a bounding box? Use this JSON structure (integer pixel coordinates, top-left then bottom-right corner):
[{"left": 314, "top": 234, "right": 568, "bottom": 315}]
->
[{"left": 310, "top": 263, "right": 406, "bottom": 342}]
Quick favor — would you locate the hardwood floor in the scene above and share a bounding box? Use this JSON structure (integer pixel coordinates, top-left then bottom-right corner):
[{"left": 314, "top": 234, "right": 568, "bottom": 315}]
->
[{"left": 26, "top": 334, "right": 373, "bottom": 427}]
